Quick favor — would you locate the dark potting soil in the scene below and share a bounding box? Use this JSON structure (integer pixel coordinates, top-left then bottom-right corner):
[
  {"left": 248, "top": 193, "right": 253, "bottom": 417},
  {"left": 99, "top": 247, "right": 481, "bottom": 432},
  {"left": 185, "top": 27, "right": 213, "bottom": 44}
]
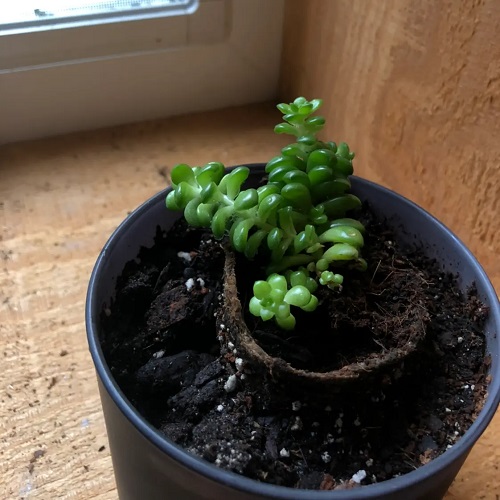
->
[{"left": 100, "top": 208, "right": 490, "bottom": 491}]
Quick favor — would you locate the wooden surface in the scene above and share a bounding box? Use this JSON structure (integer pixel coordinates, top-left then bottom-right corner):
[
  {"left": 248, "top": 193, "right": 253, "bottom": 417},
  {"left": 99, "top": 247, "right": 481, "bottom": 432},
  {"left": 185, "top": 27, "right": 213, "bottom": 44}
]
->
[{"left": 0, "top": 101, "right": 498, "bottom": 499}]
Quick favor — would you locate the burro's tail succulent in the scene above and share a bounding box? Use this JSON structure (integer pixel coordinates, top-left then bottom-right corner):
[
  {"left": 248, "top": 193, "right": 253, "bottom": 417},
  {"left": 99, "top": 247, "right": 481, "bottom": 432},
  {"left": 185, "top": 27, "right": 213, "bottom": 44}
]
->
[{"left": 166, "top": 97, "right": 367, "bottom": 329}]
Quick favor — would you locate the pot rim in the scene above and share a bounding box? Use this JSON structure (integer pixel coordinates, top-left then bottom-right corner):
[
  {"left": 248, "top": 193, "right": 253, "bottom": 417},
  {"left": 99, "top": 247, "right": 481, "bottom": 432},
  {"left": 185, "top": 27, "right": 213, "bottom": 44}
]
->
[{"left": 86, "top": 166, "right": 500, "bottom": 499}]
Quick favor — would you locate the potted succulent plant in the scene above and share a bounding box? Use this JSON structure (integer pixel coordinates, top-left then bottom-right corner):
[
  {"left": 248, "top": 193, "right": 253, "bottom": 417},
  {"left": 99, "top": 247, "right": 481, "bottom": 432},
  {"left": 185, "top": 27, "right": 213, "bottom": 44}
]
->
[{"left": 86, "top": 98, "right": 500, "bottom": 500}]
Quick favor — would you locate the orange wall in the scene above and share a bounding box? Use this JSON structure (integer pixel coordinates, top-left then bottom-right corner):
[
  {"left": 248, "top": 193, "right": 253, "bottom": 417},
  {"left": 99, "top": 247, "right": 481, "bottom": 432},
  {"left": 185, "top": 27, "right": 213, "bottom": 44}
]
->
[{"left": 280, "top": 0, "right": 500, "bottom": 292}]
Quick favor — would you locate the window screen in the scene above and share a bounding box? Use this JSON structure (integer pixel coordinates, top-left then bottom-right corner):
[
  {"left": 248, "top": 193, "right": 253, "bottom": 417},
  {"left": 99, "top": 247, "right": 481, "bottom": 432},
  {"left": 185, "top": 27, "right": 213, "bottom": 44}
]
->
[{"left": 1, "top": 0, "right": 197, "bottom": 34}]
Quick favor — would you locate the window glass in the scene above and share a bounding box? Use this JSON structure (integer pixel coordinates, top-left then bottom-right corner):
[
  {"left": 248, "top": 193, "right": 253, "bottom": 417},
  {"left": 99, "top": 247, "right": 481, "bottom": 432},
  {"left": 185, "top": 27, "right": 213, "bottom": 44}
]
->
[{"left": 0, "top": 0, "right": 197, "bottom": 34}]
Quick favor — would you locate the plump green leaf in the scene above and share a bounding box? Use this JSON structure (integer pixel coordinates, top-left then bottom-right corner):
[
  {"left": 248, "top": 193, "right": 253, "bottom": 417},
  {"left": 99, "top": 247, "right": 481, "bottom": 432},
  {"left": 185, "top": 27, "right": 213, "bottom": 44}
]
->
[
  {"left": 283, "top": 170, "right": 311, "bottom": 188},
  {"left": 306, "top": 149, "right": 336, "bottom": 172},
  {"left": 319, "top": 225, "right": 364, "bottom": 248},
  {"left": 245, "top": 229, "right": 268, "bottom": 259},
  {"left": 165, "top": 190, "right": 180, "bottom": 210},
  {"left": 196, "top": 202, "right": 215, "bottom": 227},
  {"left": 289, "top": 270, "right": 307, "bottom": 288},
  {"left": 281, "top": 183, "right": 312, "bottom": 210},
  {"left": 257, "top": 184, "right": 280, "bottom": 203},
  {"left": 327, "top": 218, "right": 366, "bottom": 234},
  {"left": 276, "top": 103, "right": 291, "bottom": 114},
  {"left": 253, "top": 280, "right": 271, "bottom": 300},
  {"left": 278, "top": 206, "right": 297, "bottom": 235},
  {"left": 336, "top": 142, "right": 354, "bottom": 159},
  {"left": 321, "top": 194, "right": 362, "bottom": 218},
  {"left": 257, "top": 193, "right": 284, "bottom": 222},
  {"left": 199, "top": 182, "right": 220, "bottom": 203},
  {"left": 232, "top": 218, "right": 255, "bottom": 253},
  {"left": 184, "top": 198, "right": 202, "bottom": 227},
  {"left": 234, "top": 188, "right": 258, "bottom": 211},
  {"left": 211, "top": 205, "right": 233, "bottom": 239},
  {"left": 301, "top": 295, "right": 318, "bottom": 312},
  {"left": 267, "top": 227, "right": 284, "bottom": 250},
  {"left": 268, "top": 273, "right": 288, "bottom": 292},
  {"left": 225, "top": 167, "right": 250, "bottom": 199},
  {"left": 266, "top": 155, "right": 306, "bottom": 174},
  {"left": 249, "top": 296, "right": 263, "bottom": 316},
  {"left": 274, "top": 123, "right": 297, "bottom": 136},
  {"left": 293, "top": 96, "right": 307, "bottom": 107},
  {"left": 171, "top": 163, "right": 195, "bottom": 186},
  {"left": 322, "top": 243, "right": 359, "bottom": 262},
  {"left": 275, "top": 303, "right": 291, "bottom": 320},
  {"left": 175, "top": 182, "right": 199, "bottom": 208},
  {"left": 196, "top": 162, "right": 225, "bottom": 187},
  {"left": 310, "top": 179, "right": 351, "bottom": 203},
  {"left": 276, "top": 314, "right": 296, "bottom": 330},
  {"left": 281, "top": 144, "right": 305, "bottom": 158},
  {"left": 284, "top": 285, "right": 311, "bottom": 307},
  {"left": 334, "top": 156, "right": 354, "bottom": 176},
  {"left": 307, "top": 165, "right": 334, "bottom": 186}
]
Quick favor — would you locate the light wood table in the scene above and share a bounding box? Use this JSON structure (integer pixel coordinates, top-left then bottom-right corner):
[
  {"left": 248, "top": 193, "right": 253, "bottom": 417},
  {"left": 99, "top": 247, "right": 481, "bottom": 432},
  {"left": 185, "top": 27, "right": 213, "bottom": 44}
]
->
[{"left": 1, "top": 104, "right": 498, "bottom": 499}]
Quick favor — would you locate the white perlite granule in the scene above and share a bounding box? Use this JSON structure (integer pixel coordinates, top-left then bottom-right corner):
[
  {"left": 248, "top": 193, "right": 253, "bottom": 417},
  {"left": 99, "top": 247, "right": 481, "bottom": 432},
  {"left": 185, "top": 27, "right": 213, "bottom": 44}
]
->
[
  {"left": 224, "top": 374, "right": 237, "bottom": 393},
  {"left": 185, "top": 278, "right": 195, "bottom": 291},
  {"left": 177, "top": 251, "right": 192, "bottom": 263},
  {"left": 351, "top": 470, "right": 367, "bottom": 484}
]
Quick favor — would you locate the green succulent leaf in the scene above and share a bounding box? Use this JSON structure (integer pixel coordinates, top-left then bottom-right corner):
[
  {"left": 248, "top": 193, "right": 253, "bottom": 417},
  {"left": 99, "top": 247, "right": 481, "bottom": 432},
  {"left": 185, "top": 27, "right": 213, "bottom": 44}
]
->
[
  {"left": 320, "top": 194, "right": 362, "bottom": 218},
  {"left": 282, "top": 170, "right": 311, "bottom": 188},
  {"left": 171, "top": 163, "right": 196, "bottom": 186},
  {"left": 196, "top": 162, "right": 225, "bottom": 187},
  {"left": 196, "top": 202, "right": 215, "bottom": 227},
  {"left": 257, "top": 184, "right": 280, "bottom": 203},
  {"left": 184, "top": 198, "right": 203, "bottom": 227},
  {"left": 245, "top": 229, "right": 268, "bottom": 259},
  {"left": 223, "top": 167, "right": 250, "bottom": 199},
  {"left": 257, "top": 193, "right": 284, "bottom": 222},
  {"left": 274, "top": 123, "right": 297, "bottom": 136},
  {"left": 319, "top": 225, "right": 364, "bottom": 248},
  {"left": 166, "top": 190, "right": 180, "bottom": 210},
  {"left": 234, "top": 188, "right": 259, "bottom": 211},
  {"left": 232, "top": 218, "right": 256, "bottom": 253},
  {"left": 175, "top": 181, "right": 200, "bottom": 208},
  {"left": 211, "top": 205, "right": 234, "bottom": 239},
  {"left": 276, "top": 314, "right": 296, "bottom": 330},
  {"left": 253, "top": 280, "right": 271, "bottom": 300},
  {"left": 322, "top": 243, "right": 359, "bottom": 262},
  {"left": 327, "top": 218, "right": 366, "bottom": 234},
  {"left": 284, "top": 285, "right": 311, "bottom": 307},
  {"left": 267, "top": 227, "right": 284, "bottom": 250}
]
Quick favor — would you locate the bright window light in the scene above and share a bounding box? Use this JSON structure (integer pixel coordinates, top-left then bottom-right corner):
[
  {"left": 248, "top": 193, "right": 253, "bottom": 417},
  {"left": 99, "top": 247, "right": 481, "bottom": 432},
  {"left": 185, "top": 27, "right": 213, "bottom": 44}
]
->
[{"left": 0, "top": 0, "right": 198, "bottom": 34}]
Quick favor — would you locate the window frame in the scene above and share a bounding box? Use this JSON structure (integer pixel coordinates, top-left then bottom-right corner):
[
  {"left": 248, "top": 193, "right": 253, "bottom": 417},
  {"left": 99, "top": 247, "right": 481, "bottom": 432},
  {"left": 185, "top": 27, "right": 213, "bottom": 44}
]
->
[
  {"left": 0, "top": 0, "right": 285, "bottom": 144},
  {"left": 0, "top": 1, "right": 198, "bottom": 36}
]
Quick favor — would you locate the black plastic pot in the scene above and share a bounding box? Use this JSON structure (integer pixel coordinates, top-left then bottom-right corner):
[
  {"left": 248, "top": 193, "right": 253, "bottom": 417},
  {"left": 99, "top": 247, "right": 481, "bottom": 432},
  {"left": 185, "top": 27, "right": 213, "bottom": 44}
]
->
[{"left": 86, "top": 165, "right": 500, "bottom": 500}]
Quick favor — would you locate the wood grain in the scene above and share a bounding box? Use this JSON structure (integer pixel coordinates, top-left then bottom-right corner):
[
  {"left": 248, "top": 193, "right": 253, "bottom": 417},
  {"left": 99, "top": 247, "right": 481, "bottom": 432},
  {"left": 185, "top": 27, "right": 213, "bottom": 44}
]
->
[
  {"left": 0, "top": 104, "right": 286, "bottom": 499},
  {"left": 281, "top": 1, "right": 499, "bottom": 498}
]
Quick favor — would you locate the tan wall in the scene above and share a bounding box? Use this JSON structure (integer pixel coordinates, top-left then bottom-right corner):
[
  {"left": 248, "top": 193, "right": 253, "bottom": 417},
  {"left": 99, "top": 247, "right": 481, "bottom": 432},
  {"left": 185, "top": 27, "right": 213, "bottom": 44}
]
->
[{"left": 280, "top": 0, "right": 500, "bottom": 291}]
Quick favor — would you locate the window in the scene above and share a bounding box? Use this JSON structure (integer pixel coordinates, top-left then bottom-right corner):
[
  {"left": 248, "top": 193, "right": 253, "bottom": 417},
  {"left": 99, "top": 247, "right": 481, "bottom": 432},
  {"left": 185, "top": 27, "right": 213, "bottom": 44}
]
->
[
  {"left": 0, "top": 0, "right": 285, "bottom": 144},
  {"left": 1, "top": 1, "right": 197, "bottom": 34}
]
